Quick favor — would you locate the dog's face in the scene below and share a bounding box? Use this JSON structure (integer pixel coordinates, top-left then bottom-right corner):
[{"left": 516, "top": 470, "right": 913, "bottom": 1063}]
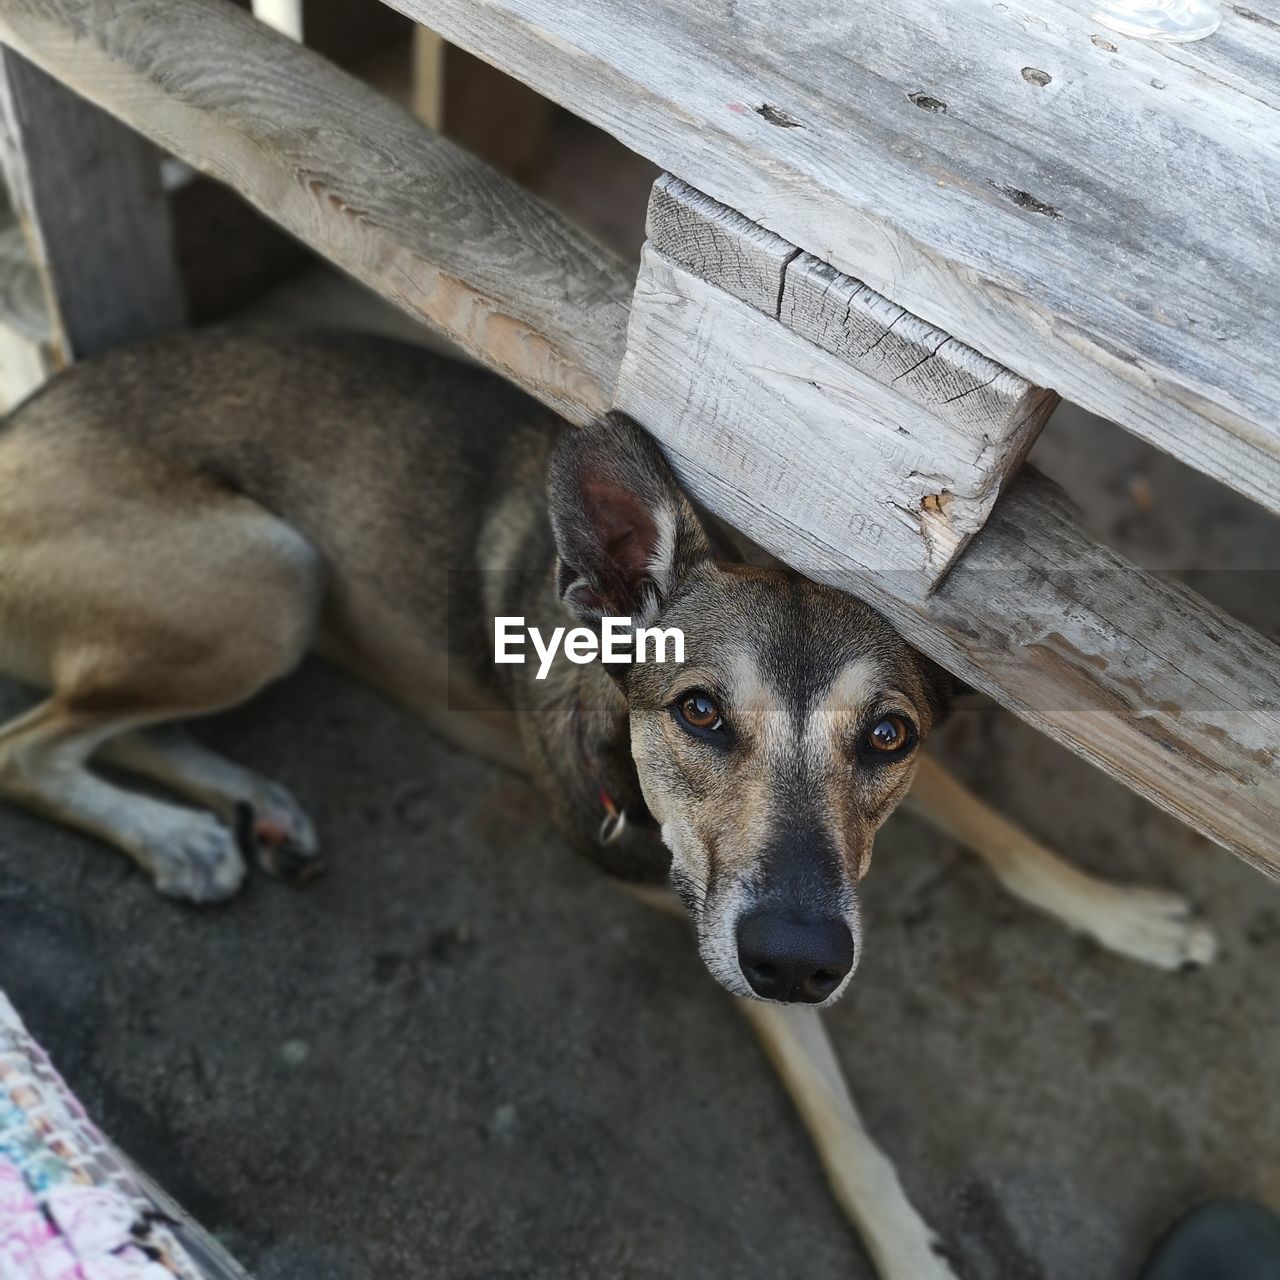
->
[{"left": 550, "top": 415, "right": 954, "bottom": 1006}]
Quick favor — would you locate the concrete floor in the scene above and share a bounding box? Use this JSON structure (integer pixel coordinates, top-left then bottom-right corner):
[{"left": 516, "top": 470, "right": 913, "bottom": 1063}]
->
[{"left": 1, "top": 313, "right": 1277, "bottom": 1279}]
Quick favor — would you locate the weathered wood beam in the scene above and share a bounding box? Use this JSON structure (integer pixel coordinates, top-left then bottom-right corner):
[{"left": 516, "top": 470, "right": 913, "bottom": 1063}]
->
[
  {"left": 0, "top": 44, "right": 184, "bottom": 362},
  {"left": 618, "top": 189, "right": 1280, "bottom": 878},
  {"left": 382, "top": 0, "right": 1280, "bottom": 516},
  {"left": 0, "top": 213, "right": 54, "bottom": 407},
  {"left": 647, "top": 173, "right": 798, "bottom": 316},
  {"left": 0, "top": 0, "right": 631, "bottom": 424},
  {"left": 631, "top": 179, "right": 1055, "bottom": 587}
]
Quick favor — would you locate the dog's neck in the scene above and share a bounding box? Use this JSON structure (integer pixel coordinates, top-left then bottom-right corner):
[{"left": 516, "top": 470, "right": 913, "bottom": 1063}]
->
[{"left": 516, "top": 616, "right": 666, "bottom": 883}]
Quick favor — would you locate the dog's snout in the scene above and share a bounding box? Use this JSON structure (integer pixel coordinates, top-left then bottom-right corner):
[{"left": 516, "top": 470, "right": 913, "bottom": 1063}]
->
[{"left": 736, "top": 910, "right": 854, "bottom": 1003}]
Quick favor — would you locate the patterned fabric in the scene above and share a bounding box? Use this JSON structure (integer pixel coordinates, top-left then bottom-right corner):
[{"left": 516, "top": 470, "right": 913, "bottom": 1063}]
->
[{"left": 0, "top": 993, "right": 207, "bottom": 1280}]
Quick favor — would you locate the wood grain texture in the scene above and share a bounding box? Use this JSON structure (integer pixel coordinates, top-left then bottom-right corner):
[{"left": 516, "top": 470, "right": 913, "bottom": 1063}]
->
[
  {"left": 619, "top": 246, "right": 1043, "bottom": 584},
  {"left": 0, "top": 0, "right": 632, "bottom": 424},
  {"left": 782, "top": 253, "right": 1055, "bottom": 447},
  {"left": 648, "top": 174, "right": 797, "bottom": 316},
  {"left": 647, "top": 177, "right": 1057, "bottom": 454},
  {"left": 385, "top": 0, "right": 1280, "bottom": 513},
  {"left": 0, "top": 45, "right": 183, "bottom": 361}
]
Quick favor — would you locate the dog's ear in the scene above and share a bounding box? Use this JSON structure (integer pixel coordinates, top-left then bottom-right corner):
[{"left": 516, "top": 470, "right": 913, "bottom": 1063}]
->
[{"left": 548, "top": 412, "right": 710, "bottom": 624}]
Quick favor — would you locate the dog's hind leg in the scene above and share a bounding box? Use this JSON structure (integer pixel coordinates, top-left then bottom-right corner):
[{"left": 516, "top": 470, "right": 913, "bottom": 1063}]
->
[
  {"left": 97, "top": 726, "right": 321, "bottom": 883},
  {"left": 0, "top": 469, "right": 323, "bottom": 899},
  {"left": 906, "top": 755, "right": 1217, "bottom": 970},
  {"left": 739, "top": 1000, "right": 959, "bottom": 1280}
]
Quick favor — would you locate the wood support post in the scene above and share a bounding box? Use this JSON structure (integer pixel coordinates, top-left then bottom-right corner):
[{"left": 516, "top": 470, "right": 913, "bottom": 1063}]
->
[{"left": 0, "top": 45, "right": 184, "bottom": 363}]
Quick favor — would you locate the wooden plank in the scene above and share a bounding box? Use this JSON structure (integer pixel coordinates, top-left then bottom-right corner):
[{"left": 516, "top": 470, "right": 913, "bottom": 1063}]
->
[
  {"left": 0, "top": 0, "right": 631, "bottom": 424},
  {"left": 0, "top": 45, "right": 184, "bottom": 362},
  {"left": 649, "top": 177, "right": 1057, "bottom": 452},
  {"left": 648, "top": 174, "right": 797, "bottom": 316},
  {"left": 382, "top": 0, "right": 1280, "bottom": 514},
  {"left": 621, "top": 246, "right": 1044, "bottom": 584},
  {"left": 617, "top": 251, "right": 1280, "bottom": 877},
  {"left": 0, "top": 212, "right": 54, "bottom": 407},
  {"left": 782, "top": 254, "right": 1054, "bottom": 447}
]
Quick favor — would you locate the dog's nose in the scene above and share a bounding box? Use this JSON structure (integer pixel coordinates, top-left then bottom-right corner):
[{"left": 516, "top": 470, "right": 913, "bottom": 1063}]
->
[{"left": 736, "top": 910, "right": 855, "bottom": 1003}]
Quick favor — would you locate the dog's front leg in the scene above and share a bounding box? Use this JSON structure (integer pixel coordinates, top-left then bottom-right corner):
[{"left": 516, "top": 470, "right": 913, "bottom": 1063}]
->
[
  {"left": 623, "top": 885, "right": 956, "bottom": 1280},
  {"left": 738, "top": 1000, "right": 958, "bottom": 1280}
]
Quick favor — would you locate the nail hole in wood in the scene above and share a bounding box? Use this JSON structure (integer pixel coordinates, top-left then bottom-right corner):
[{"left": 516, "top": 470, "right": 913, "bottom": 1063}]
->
[
  {"left": 755, "top": 104, "right": 803, "bottom": 128},
  {"left": 908, "top": 91, "right": 948, "bottom": 113},
  {"left": 1021, "top": 67, "right": 1051, "bottom": 87},
  {"left": 989, "top": 181, "right": 1063, "bottom": 220}
]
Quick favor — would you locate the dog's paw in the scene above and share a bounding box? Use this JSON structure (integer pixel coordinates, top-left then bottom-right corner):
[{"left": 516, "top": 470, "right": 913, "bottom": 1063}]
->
[
  {"left": 235, "top": 785, "right": 324, "bottom": 885},
  {"left": 1084, "top": 885, "right": 1218, "bottom": 971},
  {"left": 145, "top": 814, "right": 247, "bottom": 904}
]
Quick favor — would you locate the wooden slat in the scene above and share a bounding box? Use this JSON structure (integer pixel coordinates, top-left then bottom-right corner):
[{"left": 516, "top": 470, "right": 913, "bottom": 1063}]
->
[
  {"left": 618, "top": 252, "right": 1280, "bottom": 878},
  {"left": 647, "top": 173, "right": 797, "bottom": 316},
  {"left": 382, "top": 0, "right": 1280, "bottom": 515},
  {"left": 0, "top": 44, "right": 184, "bottom": 362},
  {"left": 651, "top": 177, "right": 1057, "bottom": 459},
  {"left": 0, "top": 0, "right": 631, "bottom": 425},
  {"left": 635, "top": 179, "right": 1055, "bottom": 585},
  {"left": 0, "top": 212, "right": 54, "bottom": 407},
  {"left": 782, "top": 254, "right": 1052, "bottom": 447},
  {"left": 622, "top": 246, "right": 1045, "bottom": 584}
]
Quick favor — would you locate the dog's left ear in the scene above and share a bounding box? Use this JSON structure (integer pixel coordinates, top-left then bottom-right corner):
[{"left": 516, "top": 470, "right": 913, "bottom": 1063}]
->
[{"left": 548, "top": 412, "right": 710, "bottom": 624}]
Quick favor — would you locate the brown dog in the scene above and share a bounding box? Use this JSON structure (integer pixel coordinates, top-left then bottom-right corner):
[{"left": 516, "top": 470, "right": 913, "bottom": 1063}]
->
[{"left": 0, "top": 329, "right": 1215, "bottom": 1278}]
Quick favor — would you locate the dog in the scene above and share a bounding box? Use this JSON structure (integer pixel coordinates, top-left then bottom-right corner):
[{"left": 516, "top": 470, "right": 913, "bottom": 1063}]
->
[{"left": 0, "top": 328, "right": 1216, "bottom": 1279}]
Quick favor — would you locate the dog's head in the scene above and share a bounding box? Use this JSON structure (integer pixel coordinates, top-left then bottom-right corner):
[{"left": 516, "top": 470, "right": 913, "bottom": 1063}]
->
[{"left": 549, "top": 415, "right": 957, "bottom": 1006}]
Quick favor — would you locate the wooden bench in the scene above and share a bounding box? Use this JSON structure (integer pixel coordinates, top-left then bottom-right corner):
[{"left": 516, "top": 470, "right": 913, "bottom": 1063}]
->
[{"left": 0, "top": 0, "right": 1275, "bottom": 878}]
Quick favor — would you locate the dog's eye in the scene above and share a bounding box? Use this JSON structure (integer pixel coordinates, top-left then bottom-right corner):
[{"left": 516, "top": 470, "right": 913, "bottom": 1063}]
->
[
  {"left": 864, "top": 714, "right": 915, "bottom": 758},
  {"left": 676, "top": 691, "right": 725, "bottom": 737}
]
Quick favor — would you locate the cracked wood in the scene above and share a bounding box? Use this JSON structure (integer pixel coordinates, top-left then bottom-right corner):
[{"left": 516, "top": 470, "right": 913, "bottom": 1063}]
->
[{"left": 625, "top": 177, "right": 1054, "bottom": 587}]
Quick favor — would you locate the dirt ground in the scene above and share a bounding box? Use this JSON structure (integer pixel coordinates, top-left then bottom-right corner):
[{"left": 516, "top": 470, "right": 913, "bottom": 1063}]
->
[{"left": 0, "top": 299, "right": 1277, "bottom": 1279}]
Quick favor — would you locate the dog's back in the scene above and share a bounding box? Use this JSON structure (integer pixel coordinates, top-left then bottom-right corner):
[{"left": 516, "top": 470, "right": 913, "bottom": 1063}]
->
[{"left": 0, "top": 328, "right": 560, "bottom": 713}]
